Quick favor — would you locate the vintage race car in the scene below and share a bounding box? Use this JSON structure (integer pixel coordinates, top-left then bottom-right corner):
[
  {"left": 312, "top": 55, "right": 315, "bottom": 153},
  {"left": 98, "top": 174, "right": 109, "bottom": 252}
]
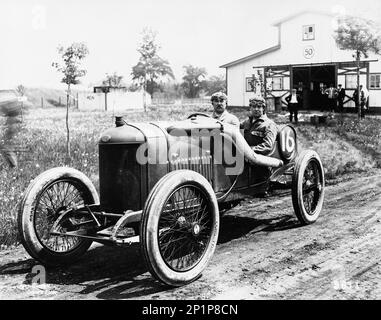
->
[{"left": 18, "top": 113, "right": 325, "bottom": 286}]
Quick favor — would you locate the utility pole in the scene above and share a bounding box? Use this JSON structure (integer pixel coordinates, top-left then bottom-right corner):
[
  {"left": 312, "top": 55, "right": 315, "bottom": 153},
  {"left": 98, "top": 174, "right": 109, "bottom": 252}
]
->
[{"left": 105, "top": 91, "right": 108, "bottom": 111}]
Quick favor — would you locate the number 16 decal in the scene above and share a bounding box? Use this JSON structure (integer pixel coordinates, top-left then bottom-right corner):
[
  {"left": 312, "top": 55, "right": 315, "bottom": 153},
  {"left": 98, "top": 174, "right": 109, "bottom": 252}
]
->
[{"left": 280, "top": 127, "right": 296, "bottom": 159}]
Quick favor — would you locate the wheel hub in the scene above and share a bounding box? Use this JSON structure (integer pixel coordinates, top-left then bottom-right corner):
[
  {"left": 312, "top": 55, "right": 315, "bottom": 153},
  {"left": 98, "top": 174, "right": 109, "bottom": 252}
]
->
[
  {"left": 177, "top": 216, "right": 186, "bottom": 226},
  {"left": 191, "top": 223, "right": 201, "bottom": 236}
]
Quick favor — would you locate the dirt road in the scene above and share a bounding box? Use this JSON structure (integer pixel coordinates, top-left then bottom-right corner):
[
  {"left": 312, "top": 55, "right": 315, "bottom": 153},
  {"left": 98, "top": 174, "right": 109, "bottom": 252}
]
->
[{"left": 1, "top": 170, "right": 380, "bottom": 300}]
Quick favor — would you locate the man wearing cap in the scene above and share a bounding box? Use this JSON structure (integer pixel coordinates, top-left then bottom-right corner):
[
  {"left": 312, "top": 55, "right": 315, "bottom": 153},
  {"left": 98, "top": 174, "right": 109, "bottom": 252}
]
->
[
  {"left": 240, "top": 96, "right": 278, "bottom": 156},
  {"left": 211, "top": 92, "right": 240, "bottom": 127}
]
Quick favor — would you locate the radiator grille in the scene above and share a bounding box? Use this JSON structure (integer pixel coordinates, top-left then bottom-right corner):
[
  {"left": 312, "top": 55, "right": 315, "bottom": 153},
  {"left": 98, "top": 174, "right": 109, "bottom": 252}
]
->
[{"left": 99, "top": 144, "right": 141, "bottom": 212}]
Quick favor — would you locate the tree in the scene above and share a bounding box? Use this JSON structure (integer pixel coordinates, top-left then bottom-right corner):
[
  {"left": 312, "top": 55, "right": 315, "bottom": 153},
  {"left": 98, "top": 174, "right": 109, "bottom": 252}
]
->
[
  {"left": 202, "top": 74, "right": 226, "bottom": 96},
  {"left": 131, "top": 28, "right": 174, "bottom": 110},
  {"left": 152, "top": 81, "right": 184, "bottom": 101},
  {"left": 333, "top": 15, "right": 381, "bottom": 119},
  {"left": 181, "top": 65, "right": 207, "bottom": 98},
  {"left": 52, "top": 42, "right": 89, "bottom": 159},
  {"left": 102, "top": 72, "right": 125, "bottom": 87}
]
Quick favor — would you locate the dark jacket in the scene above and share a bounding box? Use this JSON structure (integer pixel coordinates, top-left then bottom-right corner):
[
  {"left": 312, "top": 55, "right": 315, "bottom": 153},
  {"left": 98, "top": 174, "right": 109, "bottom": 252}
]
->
[
  {"left": 353, "top": 89, "right": 365, "bottom": 106},
  {"left": 337, "top": 87, "right": 346, "bottom": 101},
  {"left": 240, "top": 114, "right": 278, "bottom": 155}
]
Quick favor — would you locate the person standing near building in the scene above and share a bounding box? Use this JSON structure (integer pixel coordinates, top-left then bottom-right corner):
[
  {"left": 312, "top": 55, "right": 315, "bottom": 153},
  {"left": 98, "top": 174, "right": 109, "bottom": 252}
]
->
[
  {"left": 353, "top": 85, "right": 369, "bottom": 119},
  {"left": 285, "top": 89, "right": 301, "bottom": 123},
  {"left": 353, "top": 86, "right": 361, "bottom": 114},
  {"left": 210, "top": 92, "right": 240, "bottom": 127},
  {"left": 359, "top": 85, "right": 369, "bottom": 119},
  {"left": 337, "top": 84, "right": 346, "bottom": 113},
  {"left": 324, "top": 84, "right": 338, "bottom": 113}
]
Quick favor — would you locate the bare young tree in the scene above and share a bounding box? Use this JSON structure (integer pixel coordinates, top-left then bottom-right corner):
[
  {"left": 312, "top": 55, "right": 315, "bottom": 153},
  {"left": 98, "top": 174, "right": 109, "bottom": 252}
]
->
[
  {"left": 52, "top": 42, "right": 89, "bottom": 158},
  {"left": 333, "top": 15, "right": 381, "bottom": 119}
]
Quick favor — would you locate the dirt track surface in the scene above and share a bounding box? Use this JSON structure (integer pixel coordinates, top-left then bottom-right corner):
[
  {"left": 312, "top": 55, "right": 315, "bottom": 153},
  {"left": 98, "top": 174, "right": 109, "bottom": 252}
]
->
[{"left": 1, "top": 170, "right": 380, "bottom": 300}]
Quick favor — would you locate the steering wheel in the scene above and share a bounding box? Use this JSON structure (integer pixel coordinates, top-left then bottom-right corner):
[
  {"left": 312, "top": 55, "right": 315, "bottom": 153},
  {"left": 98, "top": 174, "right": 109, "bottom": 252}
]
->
[
  {"left": 186, "top": 112, "right": 225, "bottom": 132},
  {"left": 187, "top": 113, "right": 212, "bottom": 119}
]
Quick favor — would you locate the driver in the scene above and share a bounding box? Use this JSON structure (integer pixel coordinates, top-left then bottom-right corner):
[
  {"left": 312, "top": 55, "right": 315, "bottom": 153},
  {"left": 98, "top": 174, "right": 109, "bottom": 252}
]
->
[
  {"left": 211, "top": 92, "right": 240, "bottom": 127},
  {"left": 240, "top": 96, "right": 278, "bottom": 155}
]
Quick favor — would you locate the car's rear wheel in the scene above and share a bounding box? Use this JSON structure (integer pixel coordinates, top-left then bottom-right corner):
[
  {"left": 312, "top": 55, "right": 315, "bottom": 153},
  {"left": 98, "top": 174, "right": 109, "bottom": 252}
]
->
[
  {"left": 18, "top": 167, "right": 99, "bottom": 266},
  {"left": 140, "top": 170, "right": 219, "bottom": 287},
  {"left": 292, "top": 150, "right": 325, "bottom": 224}
]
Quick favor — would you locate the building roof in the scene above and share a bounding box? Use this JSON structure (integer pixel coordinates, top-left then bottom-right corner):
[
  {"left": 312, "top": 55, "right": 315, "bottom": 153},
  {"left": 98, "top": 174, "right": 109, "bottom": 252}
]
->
[
  {"left": 220, "top": 44, "right": 281, "bottom": 68},
  {"left": 271, "top": 10, "right": 334, "bottom": 26},
  {"left": 220, "top": 10, "right": 335, "bottom": 69}
]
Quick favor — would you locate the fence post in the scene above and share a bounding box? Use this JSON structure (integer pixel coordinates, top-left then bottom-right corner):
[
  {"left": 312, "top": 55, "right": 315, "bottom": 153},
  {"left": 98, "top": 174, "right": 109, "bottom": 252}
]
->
[
  {"left": 59, "top": 96, "right": 61, "bottom": 106},
  {"left": 41, "top": 97, "right": 43, "bottom": 108}
]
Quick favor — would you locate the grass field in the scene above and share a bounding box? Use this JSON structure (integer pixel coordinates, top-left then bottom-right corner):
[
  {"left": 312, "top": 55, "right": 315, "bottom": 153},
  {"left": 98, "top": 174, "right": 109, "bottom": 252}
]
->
[{"left": 0, "top": 105, "right": 380, "bottom": 247}]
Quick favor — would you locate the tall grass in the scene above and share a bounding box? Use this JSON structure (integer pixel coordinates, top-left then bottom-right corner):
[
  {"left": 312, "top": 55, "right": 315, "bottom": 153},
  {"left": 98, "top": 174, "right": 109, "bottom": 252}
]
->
[
  {"left": 294, "top": 124, "right": 376, "bottom": 179},
  {"left": 332, "top": 117, "right": 381, "bottom": 168}
]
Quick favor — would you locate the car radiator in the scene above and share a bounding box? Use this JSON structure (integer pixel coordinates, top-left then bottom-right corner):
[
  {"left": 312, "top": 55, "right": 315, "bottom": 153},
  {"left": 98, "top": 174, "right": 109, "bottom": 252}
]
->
[{"left": 169, "top": 155, "right": 213, "bottom": 184}]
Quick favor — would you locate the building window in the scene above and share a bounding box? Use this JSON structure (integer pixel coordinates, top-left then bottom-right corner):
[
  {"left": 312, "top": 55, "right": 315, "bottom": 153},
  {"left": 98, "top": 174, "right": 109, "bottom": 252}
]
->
[
  {"left": 370, "top": 74, "right": 381, "bottom": 89},
  {"left": 267, "top": 77, "right": 283, "bottom": 91},
  {"left": 246, "top": 77, "right": 254, "bottom": 92},
  {"left": 302, "top": 25, "right": 315, "bottom": 41},
  {"left": 345, "top": 74, "right": 357, "bottom": 89}
]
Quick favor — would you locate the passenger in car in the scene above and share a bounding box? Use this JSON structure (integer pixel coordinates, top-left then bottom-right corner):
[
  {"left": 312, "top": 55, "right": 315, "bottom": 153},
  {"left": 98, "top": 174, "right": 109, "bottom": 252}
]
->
[
  {"left": 210, "top": 92, "right": 240, "bottom": 127},
  {"left": 240, "top": 96, "right": 278, "bottom": 156}
]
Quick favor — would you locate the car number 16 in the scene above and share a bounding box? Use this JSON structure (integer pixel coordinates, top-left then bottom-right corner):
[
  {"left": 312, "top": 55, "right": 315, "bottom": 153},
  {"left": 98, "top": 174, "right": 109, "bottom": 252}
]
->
[{"left": 280, "top": 127, "right": 296, "bottom": 159}]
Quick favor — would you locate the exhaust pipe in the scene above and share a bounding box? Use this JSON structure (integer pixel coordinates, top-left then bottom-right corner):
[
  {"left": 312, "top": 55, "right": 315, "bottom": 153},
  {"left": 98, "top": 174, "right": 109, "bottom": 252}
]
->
[
  {"left": 166, "top": 117, "right": 283, "bottom": 168},
  {"left": 223, "top": 124, "right": 283, "bottom": 168}
]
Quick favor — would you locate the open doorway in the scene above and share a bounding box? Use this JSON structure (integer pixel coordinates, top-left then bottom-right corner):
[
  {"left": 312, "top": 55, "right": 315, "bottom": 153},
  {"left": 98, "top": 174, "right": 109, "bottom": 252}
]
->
[{"left": 292, "top": 65, "right": 336, "bottom": 110}]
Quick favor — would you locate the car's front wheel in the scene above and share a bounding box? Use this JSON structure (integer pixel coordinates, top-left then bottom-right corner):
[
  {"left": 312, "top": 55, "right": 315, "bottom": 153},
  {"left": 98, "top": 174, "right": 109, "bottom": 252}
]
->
[
  {"left": 292, "top": 150, "right": 325, "bottom": 224},
  {"left": 18, "top": 167, "right": 99, "bottom": 266},
  {"left": 140, "top": 170, "right": 219, "bottom": 287}
]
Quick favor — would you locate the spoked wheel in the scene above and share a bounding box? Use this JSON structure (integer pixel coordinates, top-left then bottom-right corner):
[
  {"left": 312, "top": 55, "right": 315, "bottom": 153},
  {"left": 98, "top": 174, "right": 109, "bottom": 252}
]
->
[
  {"left": 292, "top": 150, "right": 325, "bottom": 224},
  {"left": 141, "top": 170, "right": 219, "bottom": 287},
  {"left": 18, "top": 167, "right": 99, "bottom": 266}
]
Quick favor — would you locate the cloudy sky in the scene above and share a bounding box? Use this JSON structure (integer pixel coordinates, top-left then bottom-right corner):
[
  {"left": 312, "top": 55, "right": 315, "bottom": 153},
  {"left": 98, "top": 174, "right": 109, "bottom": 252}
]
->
[{"left": 0, "top": 0, "right": 380, "bottom": 89}]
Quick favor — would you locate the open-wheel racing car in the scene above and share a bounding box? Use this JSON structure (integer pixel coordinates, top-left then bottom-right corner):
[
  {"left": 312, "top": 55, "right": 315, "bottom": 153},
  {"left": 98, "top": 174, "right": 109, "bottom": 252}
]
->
[{"left": 18, "top": 113, "right": 325, "bottom": 286}]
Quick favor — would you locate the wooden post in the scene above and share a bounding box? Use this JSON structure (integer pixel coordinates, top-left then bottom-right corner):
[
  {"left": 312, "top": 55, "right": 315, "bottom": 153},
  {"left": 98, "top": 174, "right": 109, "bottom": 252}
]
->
[
  {"left": 143, "top": 76, "right": 147, "bottom": 112},
  {"left": 66, "top": 85, "right": 71, "bottom": 159},
  {"left": 356, "top": 51, "right": 361, "bottom": 120},
  {"left": 59, "top": 96, "right": 61, "bottom": 106},
  {"left": 41, "top": 97, "right": 43, "bottom": 108}
]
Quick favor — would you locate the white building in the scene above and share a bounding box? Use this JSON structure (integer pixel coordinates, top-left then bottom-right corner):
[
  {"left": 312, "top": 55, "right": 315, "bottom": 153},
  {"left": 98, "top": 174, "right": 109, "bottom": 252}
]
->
[{"left": 220, "top": 11, "right": 381, "bottom": 113}]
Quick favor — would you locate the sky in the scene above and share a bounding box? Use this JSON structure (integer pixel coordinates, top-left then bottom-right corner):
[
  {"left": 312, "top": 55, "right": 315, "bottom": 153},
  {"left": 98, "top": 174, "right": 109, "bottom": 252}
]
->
[{"left": 0, "top": 0, "right": 380, "bottom": 90}]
